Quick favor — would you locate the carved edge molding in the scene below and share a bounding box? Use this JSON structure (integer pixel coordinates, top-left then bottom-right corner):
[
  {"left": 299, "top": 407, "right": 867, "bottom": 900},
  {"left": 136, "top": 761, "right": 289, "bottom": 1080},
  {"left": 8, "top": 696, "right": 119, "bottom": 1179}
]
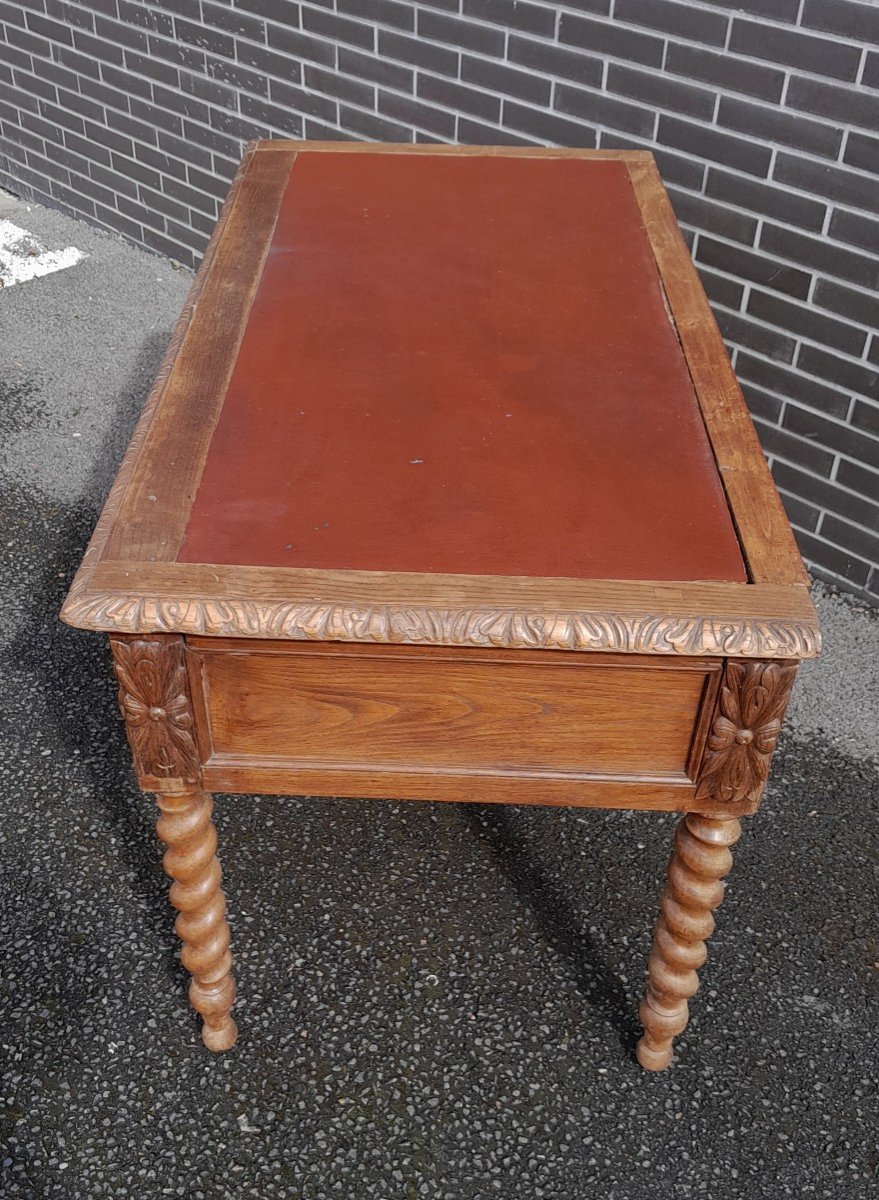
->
[
  {"left": 695, "top": 659, "right": 798, "bottom": 806},
  {"left": 110, "top": 637, "right": 200, "bottom": 786},
  {"left": 66, "top": 595, "right": 821, "bottom": 659}
]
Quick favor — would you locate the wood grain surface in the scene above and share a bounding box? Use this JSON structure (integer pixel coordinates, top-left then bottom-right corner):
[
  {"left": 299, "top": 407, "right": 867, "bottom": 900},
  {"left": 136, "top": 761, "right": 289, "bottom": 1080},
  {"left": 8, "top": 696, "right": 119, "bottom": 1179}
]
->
[
  {"left": 637, "top": 813, "right": 742, "bottom": 1070},
  {"left": 103, "top": 144, "right": 296, "bottom": 562},
  {"left": 192, "top": 644, "right": 712, "bottom": 776},
  {"left": 156, "top": 787, "right": 237, "bottom": 1052},
  {"left": 177, "top": 639, "right": 756, "bottom": 813},
  {"left": 628, "top": 156, "right": 807, "bottom": 587}
]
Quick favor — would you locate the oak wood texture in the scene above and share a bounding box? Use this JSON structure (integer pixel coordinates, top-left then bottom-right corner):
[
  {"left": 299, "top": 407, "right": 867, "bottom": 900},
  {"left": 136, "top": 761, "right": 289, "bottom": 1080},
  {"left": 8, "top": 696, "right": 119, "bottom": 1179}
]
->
[
  {"left": 187, "top": 640, "right": 726, "bottom": 811},
  {"left": 695, "top": 659, "right": 797, "bottom": 806},
  {"left": 61, "top": 143, "right": 821, "bottom": 1070},
  {"left": 72, "top": 561, "right": 820, "bottom": 659},
  {"left": 636, "top": 814, "right": 741, "bottom": 1071},
  {"left": 111, "top": 634, "right": 236, "bottom": 1051},
  {"left": 156, "top": 787, "right": 237, "bottom": 1052},
  {"left": 628, "top": 158, "right": 807, "bottom": 589},
  {"left": 60, "top": 141, "right": 820, "bottom": 660},
  {"left": 104, "top": 143, "right": 292, "bottom": 563},
  {"left": 110, "top": 635, "right": 200, "bottom": 791}
]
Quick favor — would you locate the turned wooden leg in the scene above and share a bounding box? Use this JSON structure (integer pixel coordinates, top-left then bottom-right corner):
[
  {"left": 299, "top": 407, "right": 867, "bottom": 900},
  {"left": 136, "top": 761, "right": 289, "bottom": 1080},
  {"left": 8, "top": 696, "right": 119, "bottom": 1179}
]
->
[
  {"left": 155, "top": 788, "right": 238, "bottom": 1051},
  {"left": 636, "top": 813, "right": 741, "bottom": 1071}
]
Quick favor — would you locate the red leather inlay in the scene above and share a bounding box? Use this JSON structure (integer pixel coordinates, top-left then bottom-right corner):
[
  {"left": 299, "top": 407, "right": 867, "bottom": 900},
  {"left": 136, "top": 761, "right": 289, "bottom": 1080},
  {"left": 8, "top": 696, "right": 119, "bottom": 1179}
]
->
[{"left": 179, "top": 151, "right": 747, "bottom": 582}]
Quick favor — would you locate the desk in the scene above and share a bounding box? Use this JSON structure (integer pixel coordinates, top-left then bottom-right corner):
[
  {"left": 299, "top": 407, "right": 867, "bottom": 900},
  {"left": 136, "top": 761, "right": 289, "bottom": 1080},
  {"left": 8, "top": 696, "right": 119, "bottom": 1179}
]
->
[{"left": 62, "top": 142, "right": 820, "bottom": 1070}]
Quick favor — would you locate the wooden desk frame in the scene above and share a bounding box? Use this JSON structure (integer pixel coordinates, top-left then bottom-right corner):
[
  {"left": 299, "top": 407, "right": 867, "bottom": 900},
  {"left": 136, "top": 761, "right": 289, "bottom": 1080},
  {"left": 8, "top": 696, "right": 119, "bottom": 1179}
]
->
[{"left": 62, "top": 143, "right": 820, "bottom": 1071}]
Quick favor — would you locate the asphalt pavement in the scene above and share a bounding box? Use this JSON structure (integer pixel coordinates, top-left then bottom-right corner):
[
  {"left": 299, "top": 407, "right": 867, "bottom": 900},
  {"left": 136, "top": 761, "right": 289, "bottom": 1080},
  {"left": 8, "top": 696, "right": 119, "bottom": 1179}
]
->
[{"left": 1, "top": 190, "right": 877, "bottom": 1199}]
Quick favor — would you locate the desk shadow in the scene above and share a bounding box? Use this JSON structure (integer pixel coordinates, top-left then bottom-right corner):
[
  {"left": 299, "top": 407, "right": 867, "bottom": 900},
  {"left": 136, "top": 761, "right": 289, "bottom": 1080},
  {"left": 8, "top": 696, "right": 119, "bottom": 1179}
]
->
[
  {"left": 461, "top": 805, "right": 640, "bottom": 1057},
  {"left": 10, "top": 333, "right": 189, "bottom": 990}
]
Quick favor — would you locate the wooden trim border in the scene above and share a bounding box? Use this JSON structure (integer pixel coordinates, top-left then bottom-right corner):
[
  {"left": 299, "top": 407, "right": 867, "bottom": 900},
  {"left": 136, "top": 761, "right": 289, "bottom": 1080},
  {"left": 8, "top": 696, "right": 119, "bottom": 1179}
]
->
[
  {"left": 62, "top": 142, "right": 264, "bottom": 621},
  {"left": 199, "top": 761, "right": 700, "bottom": 811},
  {"left": 103, "top": 143, "right": 296, "bottom": 562},
  {"left": 627, "top": 156, "right": 807, "bottom": 588},
  {"left": 63, "top": 562, "right": 820, "bottom": 658}
]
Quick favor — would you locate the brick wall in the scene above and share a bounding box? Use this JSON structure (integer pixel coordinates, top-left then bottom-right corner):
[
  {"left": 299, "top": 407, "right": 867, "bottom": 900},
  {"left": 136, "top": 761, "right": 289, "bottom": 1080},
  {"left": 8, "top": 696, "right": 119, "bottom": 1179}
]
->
[{"left": 1, "top": 0, "right": 877, "bottom": 603}]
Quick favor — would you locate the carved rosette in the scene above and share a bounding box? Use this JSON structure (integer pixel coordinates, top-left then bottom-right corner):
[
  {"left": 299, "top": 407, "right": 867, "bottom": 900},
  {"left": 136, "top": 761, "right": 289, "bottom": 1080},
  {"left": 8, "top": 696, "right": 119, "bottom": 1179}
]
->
[
  {"left": 110, "top": 637, "right": 199, "bottom": 785},
  {"left": 695, "top": 660, "right": 797, "bottom": 807}
]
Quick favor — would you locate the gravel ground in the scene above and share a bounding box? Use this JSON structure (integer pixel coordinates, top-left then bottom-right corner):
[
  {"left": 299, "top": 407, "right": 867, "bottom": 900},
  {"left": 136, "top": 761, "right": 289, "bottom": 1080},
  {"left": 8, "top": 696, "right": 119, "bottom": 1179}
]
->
[{"left": 1, "top": 192, "right": 877, "bottom": 1199}]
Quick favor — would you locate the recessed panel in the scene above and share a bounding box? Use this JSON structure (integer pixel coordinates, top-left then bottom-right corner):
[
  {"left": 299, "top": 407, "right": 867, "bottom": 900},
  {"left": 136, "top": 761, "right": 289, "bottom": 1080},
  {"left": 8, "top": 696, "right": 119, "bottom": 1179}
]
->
[
  {"left": 179, "top": 151, "right": 746, "bottom": 583},
  {"left": 194, "top": 646, "right": 711, "bottom": 781}
]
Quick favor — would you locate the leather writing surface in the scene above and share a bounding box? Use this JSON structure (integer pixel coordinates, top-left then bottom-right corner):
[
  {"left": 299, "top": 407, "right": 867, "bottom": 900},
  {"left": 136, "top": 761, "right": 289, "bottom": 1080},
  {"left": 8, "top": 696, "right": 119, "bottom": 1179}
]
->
[{"left": 179, "top": 151, "right": 747, "bottom": 582}]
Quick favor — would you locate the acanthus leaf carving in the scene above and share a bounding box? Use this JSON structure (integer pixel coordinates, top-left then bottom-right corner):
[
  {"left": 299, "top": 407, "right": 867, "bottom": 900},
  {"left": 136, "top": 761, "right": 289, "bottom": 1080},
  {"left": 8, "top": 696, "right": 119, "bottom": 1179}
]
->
[
  {"left": 63, "top": 594, "right": 821, "bottom": 660},
  {"left": 110, "top": 637, "right": 200, "bottom": 784},
  {"left": 695, "top": 660, "right": 798, "bottom": 806}
]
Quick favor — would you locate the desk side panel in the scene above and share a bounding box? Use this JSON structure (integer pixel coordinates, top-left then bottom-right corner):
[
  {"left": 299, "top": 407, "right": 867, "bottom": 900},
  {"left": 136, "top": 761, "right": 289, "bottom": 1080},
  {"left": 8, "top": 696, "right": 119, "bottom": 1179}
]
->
[{"left": 184, "top": 641, "right": 757, "bottom": 813}]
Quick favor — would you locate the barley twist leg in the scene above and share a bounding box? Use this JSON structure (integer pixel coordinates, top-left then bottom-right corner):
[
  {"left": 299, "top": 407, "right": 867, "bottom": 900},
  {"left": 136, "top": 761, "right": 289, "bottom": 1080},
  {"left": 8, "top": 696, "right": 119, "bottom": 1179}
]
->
[
  {"left": 636, "top": 814, "right": 741, "bottom": 1071},
  {"left": 155, "top": 788, "right": 237, "bottom": 1051}
]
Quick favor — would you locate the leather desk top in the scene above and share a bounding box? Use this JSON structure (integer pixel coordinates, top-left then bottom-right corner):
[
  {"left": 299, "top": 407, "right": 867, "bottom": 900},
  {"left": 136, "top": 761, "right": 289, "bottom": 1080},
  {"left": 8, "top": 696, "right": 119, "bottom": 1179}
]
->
[
  {"left": 62, "top": 143, "right": 820, "bottom": 661},
  {"left": 177, "top": 149, "right": 746, "bottom": 583}
]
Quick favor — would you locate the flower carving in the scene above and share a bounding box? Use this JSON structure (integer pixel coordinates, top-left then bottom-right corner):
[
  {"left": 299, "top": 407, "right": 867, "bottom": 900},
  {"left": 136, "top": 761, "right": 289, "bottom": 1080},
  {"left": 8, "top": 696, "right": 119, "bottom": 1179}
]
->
[
  {"left": 695, "top": 660, "right": 797, "bottom": 806},
  {"left": 110, "top": 638, "right": 199, "bottom": 783}
]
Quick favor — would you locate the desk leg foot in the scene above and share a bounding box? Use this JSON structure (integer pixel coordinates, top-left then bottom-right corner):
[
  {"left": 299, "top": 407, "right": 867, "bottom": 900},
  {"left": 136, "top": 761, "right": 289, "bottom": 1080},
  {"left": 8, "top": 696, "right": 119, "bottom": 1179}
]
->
[
  {"left": 156, "top": 788, "right": 238, "bottom": 1052},
  {"left": 636, "top": 813, "right": 741, "bottom": 1071}
]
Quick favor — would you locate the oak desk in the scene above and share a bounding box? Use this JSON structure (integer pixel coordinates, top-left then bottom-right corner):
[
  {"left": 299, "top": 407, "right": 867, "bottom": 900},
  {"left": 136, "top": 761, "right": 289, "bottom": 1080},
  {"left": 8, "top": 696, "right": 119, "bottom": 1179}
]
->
[{"left": 62, "top": 142, "right": 820, "bottom": 1071}]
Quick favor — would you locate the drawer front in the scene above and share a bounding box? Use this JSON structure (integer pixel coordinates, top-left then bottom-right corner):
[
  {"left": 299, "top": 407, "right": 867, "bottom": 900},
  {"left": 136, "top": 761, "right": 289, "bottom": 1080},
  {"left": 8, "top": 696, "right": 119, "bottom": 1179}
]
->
[{"left": 188, "top": 641, "right": 720, "bottom": 809}]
